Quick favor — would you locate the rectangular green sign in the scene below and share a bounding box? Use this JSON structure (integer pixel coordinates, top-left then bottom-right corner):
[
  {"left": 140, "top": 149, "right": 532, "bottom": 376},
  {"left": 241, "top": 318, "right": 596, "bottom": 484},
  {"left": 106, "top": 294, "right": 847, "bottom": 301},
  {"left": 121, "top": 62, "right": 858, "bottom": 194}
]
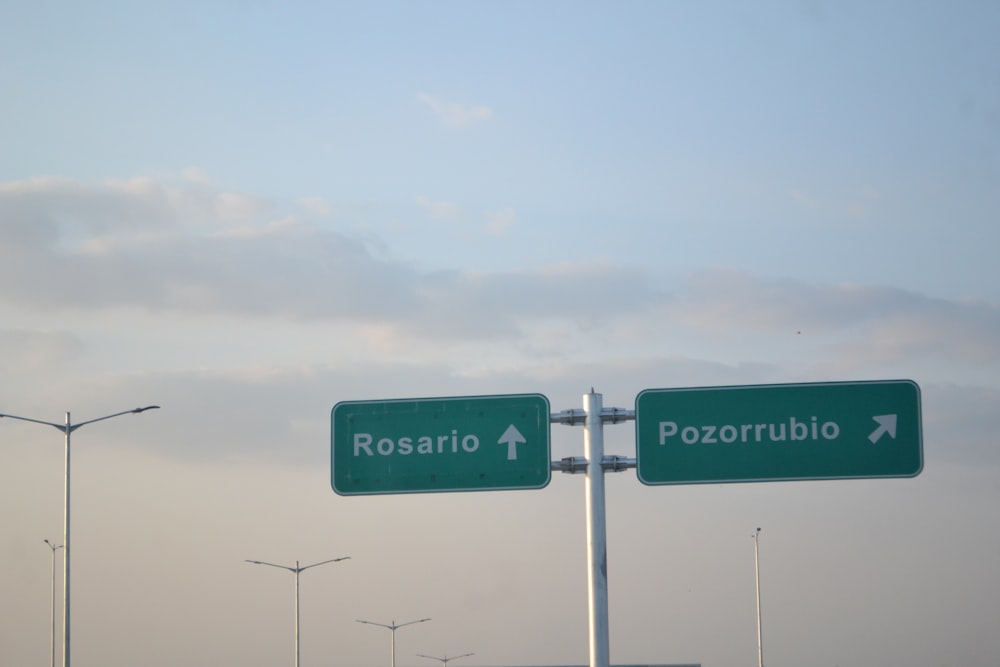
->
[
  {"left": 635, "top": 380, "right": 922, "bottom": 485},
  {"left": 332, "top": 394, "right": 551, "bottom": 495}
]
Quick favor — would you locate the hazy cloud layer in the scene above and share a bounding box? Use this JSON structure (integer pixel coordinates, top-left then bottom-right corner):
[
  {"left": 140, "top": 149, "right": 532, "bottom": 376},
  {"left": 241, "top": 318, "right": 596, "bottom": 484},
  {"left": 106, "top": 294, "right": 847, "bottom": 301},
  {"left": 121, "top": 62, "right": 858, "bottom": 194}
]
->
[
  {"left": 5, "top": 178, "right": 998, "bottom": 360},
  {"left": 2, "top": 174, "right": 997, "bottom": 475},
  {"left": 417, "top": 92, "right": 494, "bottom": 126}
]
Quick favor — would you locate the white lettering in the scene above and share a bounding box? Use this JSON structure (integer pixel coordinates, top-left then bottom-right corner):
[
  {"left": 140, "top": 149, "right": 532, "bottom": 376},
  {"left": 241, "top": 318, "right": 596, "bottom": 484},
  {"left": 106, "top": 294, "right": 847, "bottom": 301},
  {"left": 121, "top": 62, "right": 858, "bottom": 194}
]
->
[
  {"left": 659, "top": 421, "right": 678, "bottom": 445},
  {"left": 376, "top": 437, "right": 394, "bottom": 455},
  {"left": 351, "top": 431, "right": 485, "bottom": 457},
  {"left": 652, "top": 416, "right": 843, "bottom": 446},
  {"left": 354, "top": 433, "right": 374, "bottom": 456}
]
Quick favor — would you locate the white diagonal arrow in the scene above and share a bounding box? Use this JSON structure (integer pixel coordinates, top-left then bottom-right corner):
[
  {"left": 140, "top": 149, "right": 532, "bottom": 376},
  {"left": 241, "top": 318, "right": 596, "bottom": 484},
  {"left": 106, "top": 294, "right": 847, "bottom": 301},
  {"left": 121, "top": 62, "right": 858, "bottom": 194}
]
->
[
  {"left": 498, "top": 424, "right": 526, "bottom": 460},
  {"left": 868, "top": 414, "right": 898, "bottom": 443}
]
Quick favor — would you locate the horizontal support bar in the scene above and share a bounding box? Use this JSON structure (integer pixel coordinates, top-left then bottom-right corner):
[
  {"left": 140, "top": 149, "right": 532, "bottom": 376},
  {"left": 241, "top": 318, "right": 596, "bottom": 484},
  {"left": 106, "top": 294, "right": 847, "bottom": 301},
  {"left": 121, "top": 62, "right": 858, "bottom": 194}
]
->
[
  {"left": 601, "top": 408, "right": 635, "bottom": 424},
  {"left": 552, "top": 409, "right": 586, "bottom": 425},
  {"left": 551, "top": 408, "right": 635, "bottom": 426},
  {"left": 552, "top": 456, "right": 637, "bottom": 474},
  {"left": 552, "top": 456, "right": 588, "bottom": 473},
  {"left": 602, "top": 455, "right": 636, "bottom": 471}
]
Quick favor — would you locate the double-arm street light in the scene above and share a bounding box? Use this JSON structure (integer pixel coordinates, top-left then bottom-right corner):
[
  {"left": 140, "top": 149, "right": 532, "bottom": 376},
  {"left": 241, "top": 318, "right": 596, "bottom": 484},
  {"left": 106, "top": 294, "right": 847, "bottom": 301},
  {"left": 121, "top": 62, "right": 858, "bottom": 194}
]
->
[
  {"left": 43, "top": 539, "right": 64, "bottom": 667},
  {"left": 357, "top": 618, "right": 432, "bottom": 667},
  {"left": 246, "top": 557, "right": 350, "bottom": 667},
  {"left": 1, "top": 406, "right": 160, "bottom": 667},
  {"left": 418, "top": 652, "right": 474, "bottom": 667}
]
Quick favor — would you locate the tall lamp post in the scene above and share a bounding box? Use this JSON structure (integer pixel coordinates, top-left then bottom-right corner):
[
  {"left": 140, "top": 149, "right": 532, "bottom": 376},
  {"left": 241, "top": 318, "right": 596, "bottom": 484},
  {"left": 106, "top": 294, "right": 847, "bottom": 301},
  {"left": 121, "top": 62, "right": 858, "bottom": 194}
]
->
[
  {"left": 43, "top": 539, "right": 64, "bottom": 667},
  {"left": 1, "top": 406, "right": 160, "bottom": 667},
  {"left": 418, "top": 652, "right": 474, "bottom": 667},
  {"left": 246, "top": 557, "right": 350, "bottom": 667},
  {"left": 357, "top": 618, "right": 431, "bottom": 667},
  {"left": 753, "top": 527, "right": 764, "bottom": 667}
]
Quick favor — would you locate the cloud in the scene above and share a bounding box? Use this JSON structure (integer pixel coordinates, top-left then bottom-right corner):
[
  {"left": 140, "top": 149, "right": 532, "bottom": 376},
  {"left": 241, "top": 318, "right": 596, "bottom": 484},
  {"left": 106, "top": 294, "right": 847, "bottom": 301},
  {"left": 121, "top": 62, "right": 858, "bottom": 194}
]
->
[
  {"left": 180, "top": 167, "right": 212, "bottom": 185},
  {"left": 3, "top": 177, "right": 999, "bottom": 385},
  {"left": 417, "top": 92, "right": 494, "bottom": 126},
  {"left": 790, "top": 189, "right": 816, "bottom": 207},
  {"left": 845, "top": 186, "right": 880, "bottom": 217},
  {"left": 0, "top": 328, "right": 83, "bottom": 372},
  {"left": 416, "top": 198, "right": 516, "bottom": 238},
  {"left": 789, "top": 186, "right": 880, "bottom": 217},
  {"left": 2, "top": 177, "right": 998, "bottom": 486},
  {"left": 0, "top": 176, "right": 270, "bottom": 250},
  {"left": 484, "top": 207, "right": 516, "bottom": 236},
  {"left": 416, "top": 196, "right": 464, "bottom": 220},
  {"left": 0, "top": 177, "right": 661, "bottom": 334},
  {"left": 671, "top": 268, "right": 929, "bottom": 332},
  {"left": 924, "top": 383, "right": 1000, "bottom": 467},
  {"left": 297, "top": 196, "right": 332, "bottom": 217},
  {"left": 661, "top": 268, "right": 1000, "bottom": 376},
  {"left": 824, "top": 297, "right": 1000, "bottom": 371}
]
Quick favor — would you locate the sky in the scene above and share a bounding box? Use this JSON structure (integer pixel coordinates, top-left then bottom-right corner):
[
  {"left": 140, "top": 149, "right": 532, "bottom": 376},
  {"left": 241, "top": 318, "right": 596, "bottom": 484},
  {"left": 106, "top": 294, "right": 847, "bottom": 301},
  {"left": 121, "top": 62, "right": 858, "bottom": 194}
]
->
[{"left": 1, "top": 1, "right": 999, "bottom": 666}]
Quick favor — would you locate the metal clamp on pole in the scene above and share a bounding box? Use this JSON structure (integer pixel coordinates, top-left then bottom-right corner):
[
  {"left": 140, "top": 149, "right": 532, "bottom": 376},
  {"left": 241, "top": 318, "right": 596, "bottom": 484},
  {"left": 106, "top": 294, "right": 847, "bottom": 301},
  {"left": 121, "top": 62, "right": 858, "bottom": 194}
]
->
[
  {"left": 601, "top": 455, "right": 636, "bottom": 472},
  {"left": 599, "top": 407, "right": 635, "bottom": 424},
  {"left": 551, "top": 408, "right": 586, "bottom": 426},
  {"left": 552, "top": 456, "right": 588, "bottom": 474}
]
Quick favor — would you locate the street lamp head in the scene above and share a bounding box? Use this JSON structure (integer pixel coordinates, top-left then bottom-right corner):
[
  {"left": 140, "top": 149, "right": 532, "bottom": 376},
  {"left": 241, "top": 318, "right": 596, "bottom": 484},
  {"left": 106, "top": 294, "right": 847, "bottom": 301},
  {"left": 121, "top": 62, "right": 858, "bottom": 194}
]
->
[
  {"left": 357, "top": 617, "right": 431, "bottom": 630},
  {"left": 133, "top": 406, "right": 161, "bottom": 413}
]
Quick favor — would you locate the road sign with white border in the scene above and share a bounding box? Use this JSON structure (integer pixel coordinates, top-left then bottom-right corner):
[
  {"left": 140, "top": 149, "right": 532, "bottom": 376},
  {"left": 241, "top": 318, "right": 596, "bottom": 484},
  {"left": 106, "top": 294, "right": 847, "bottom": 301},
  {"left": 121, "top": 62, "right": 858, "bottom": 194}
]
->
[
  {"left": 635, "top": 379, "right": 922, "bottom": 485},
  {"left": 332, "top": 393, "right": 551, "bottom": 495}
]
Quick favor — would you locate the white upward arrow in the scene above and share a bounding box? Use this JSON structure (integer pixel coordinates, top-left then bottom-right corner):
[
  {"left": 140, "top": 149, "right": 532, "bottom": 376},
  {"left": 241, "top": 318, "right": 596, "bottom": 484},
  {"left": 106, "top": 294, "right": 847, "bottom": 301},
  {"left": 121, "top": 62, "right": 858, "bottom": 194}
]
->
[
  {"left": 868, "top": 414, "right": 898, "bottom": 443},
  {"left": 498, "top": 424, "right": 526, "bottom": 460}
]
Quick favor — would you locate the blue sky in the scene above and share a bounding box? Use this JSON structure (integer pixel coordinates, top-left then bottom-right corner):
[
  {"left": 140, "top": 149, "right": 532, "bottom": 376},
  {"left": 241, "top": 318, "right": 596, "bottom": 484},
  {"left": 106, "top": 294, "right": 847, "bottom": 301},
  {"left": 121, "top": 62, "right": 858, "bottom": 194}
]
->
[{"left": 2, "top": 2, "right": 999, "bottom": 667}]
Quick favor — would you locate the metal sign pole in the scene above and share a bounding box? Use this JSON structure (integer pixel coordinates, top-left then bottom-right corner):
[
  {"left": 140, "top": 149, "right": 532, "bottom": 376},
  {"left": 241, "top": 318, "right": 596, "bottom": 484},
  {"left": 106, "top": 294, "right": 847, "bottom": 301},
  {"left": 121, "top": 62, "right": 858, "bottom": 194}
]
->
[
  {"left": 583, "top": 390, "right": 610, "bottom": 667},
  {"left": 553, "top": 390, "right": 635, "bottom": 667}
]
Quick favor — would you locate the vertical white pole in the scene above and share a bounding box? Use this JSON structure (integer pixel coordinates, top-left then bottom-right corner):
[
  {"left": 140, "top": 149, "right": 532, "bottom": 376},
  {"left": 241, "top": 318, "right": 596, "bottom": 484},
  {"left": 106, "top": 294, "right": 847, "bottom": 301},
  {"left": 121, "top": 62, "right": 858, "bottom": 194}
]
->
[
  {"left": 295, "top": 562, "right": 301, "bottom": 667},
  {"left": 62, "top": 413, "right": 71, "bottom": 667},
  {"left": 390, "top": 625, "right": 396, "bottom": 667},
  {"left": 754, "top": 528, "right": 763, "bottom": 667},
  {"left": 583, "top": 391, "right": 610, "bottom": 667},
  {"left": 51, "top": 546, "right": 57, "bottom": 667},
  {"left": 46, "top": 541, "right": 62, "bottom": 667}
]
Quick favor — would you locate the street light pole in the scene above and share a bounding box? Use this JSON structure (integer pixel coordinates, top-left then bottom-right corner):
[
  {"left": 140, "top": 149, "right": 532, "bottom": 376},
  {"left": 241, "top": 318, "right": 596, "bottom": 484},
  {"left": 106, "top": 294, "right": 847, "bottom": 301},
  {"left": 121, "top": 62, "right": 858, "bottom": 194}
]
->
[
  {"left": 44, "top": 539, "right": 64, "bottom": 667},
  {"left": 417, "top": 653, "right": 474, "bottom": 667},
  {"left": 753, "top": 527, "right": 763, "bottom": 667},
  {"left": 246, "top": 557, "right": 350, "bottom": 667},
  {"left": 357, "top": 618, "right": 431, "bottom": 667},
  {"left": 1, "top": 406, "right": 160, "bottom": 667}
]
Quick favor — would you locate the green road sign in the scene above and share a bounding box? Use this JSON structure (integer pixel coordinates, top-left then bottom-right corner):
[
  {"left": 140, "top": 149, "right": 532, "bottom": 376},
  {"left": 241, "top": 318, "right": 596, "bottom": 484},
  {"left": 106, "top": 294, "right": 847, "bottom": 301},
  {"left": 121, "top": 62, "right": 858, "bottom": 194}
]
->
[
  {"left": 635, "top": 379, "right": 922, "bottom": 485},
  {"left": 331, "top": 394, "right": 551, "bottom": 495}
]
